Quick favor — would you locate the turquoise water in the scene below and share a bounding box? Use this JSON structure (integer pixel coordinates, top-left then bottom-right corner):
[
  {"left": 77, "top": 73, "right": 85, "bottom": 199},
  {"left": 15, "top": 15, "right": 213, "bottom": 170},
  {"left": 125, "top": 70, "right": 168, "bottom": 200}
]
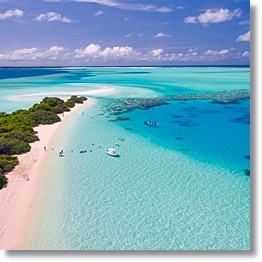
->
[{"left": 0, "top": 67, "right": 250, "bottom": 250}]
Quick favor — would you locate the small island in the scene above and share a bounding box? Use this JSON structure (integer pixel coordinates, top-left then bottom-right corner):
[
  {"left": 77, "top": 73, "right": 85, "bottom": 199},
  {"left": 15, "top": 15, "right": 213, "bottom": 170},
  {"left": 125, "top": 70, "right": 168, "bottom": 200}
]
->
[{"left": 0, "top": 95, "right": 87, "bottom": 189}]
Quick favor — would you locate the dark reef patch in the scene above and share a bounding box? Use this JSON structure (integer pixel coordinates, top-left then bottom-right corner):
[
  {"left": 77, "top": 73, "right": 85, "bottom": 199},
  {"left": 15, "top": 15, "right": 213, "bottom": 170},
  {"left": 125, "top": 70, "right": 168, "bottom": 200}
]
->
[
  {"left": 179, "top": 123, "right": 194, "bottom": 127},
  {"left": 101, "top": 89, "right": 250, "bottom": 117},
  {"left": 183, "top": 107, "right": 197, "bottom": 112},
  {"left": 230, "top": 115, "right": 250, "bottom": 125},
  {"left": 198, "top": 109, "right": 211, "bottom": 114},
  {"left": 172, "top": 115, "right": 183, "bottom": 118},
  {"left": 109, "top": 116, "right": 131, "bottom": 122},
  {"left": 244, "top": 169, "right": 250, "bottom": 176}
]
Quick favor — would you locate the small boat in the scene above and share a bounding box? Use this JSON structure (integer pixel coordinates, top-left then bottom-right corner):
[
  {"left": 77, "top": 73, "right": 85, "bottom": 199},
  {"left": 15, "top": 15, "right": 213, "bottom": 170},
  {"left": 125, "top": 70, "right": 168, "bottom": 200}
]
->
[
  {"left": 144, "top": 120, "right": 158, "bottom": 126},
  {"left": 79, "top": 150, "right": 87, "bottom": 153},
  {"left": 106, "top": 148, "right": 118, "bottom": 157}
]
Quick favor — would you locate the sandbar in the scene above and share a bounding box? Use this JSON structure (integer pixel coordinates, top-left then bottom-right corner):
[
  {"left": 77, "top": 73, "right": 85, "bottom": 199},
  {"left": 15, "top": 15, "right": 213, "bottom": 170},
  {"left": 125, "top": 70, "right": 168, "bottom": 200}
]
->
[{"left": 0, "top": 87, "right": 113, "bottom": 250}]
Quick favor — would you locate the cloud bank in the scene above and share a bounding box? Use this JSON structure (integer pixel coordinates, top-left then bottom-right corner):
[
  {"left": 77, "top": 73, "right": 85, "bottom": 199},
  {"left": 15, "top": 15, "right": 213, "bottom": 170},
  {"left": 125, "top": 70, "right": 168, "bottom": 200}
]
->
[
  {"left": 0, "top": 46, "right": 66, "bottom": 61},
  {"left": 0, "top": 43, "right": 249, "bottom": 65}
]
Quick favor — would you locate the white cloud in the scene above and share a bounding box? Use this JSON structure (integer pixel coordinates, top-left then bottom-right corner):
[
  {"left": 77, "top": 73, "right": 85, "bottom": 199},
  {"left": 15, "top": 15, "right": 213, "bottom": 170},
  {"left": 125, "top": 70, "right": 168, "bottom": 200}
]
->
[
  {"left": 153, "top": 33, "right": 171, "bottom": 38},
  {"left": 184, "top": 9, "right": 241, "bottom": 25},
  {"left": 100, "top": 46, "right": 135, "bottom": 58},
  {"left": 75, "top": 43, "right": 139, "bottom": 61},
  {"left": 236, "top": 30, "right": 250, "bottom": 41},
  {"left": 218, "top": 49, "right": 229, "bottom": 55},
  {"left": 184, "top": 16, "right": 197, "bottom": 23},
  {"left": 13, "top": 48, "right": 40, "bottom": 56},
  {"left": 151, "top": 49, "right": 164, "bottom": 57},
  {"left": 148, "top": 22, "right": 168, "bottom": 26},
  {"left": 93, "top": 10, "right": 105, "bottom": 16},
  {"left": 205, "top": 49, "right": 229, "bottom": 55},
  {"left": 124, "top": 34, "right": 131, "bottom": 38},
  {"left": 75, "top": 43, "right": 101, "bottom": 58},
  {"left": 34, "top": 12, "right": 72, "bottom": 23},
  {"left": 0, "top": 9, "right": 23, "bottom": 20},
  {"left": 242, "top": 51, "right": 249, "bottom": 57},
  {"left": 239, "top": 20, "right": 250, "bottom": 25},
  {"left": 47, "top": 46, "right": 65, "bottom": 53},
  {"left": 0, "top": 46, "right": 66, "bottom": 61},
  {"left": 69, "top": 0, "right": 172, "bottom": 12}
]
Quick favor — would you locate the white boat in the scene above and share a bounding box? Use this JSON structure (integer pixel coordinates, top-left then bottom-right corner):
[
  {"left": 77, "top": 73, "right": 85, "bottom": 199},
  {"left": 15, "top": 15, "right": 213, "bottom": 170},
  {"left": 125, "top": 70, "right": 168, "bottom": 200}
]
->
[
  {"left": 144, "top": 120, "right": 158, "bottom": 126},
  {"left": 106, "top": 148, "right": 118, "bottom": 157}
]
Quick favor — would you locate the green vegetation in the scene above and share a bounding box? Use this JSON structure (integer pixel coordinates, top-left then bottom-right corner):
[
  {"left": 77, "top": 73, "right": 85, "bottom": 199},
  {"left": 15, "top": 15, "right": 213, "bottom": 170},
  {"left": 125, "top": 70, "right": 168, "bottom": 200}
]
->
[
  {"left": 0, "top": 173, "right": 8, "bottom": 189},
  {"left": 64, "top": 95, "right": 87, "bottom": 108},
  {"left": 0, "top": 155, "right": 19, "bottom": 189},
  {"left": 0, "top": 155, "right": 19, "bottom": 173},
  {"left": 30, "top": 110, "right": 61, "bottom": 125},
  {"left": 0, "top": 138, "right": 31, "bottom": 155},
  {"left": 0, "top": 95, "right": 87, "bottom": 189}
]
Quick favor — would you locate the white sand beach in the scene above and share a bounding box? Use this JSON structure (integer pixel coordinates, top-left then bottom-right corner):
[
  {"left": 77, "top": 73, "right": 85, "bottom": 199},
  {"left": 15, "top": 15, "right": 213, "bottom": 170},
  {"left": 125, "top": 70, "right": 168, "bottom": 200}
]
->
[{"left": 0, "top": 88, "right": 113, "bottom": 250}]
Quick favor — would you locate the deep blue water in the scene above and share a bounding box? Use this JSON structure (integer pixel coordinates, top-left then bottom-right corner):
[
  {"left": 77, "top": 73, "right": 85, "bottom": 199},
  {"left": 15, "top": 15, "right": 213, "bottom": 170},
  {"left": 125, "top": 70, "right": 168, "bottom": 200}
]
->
[{"left": 114, "top": 99, "right": 250, "bottom": 174}]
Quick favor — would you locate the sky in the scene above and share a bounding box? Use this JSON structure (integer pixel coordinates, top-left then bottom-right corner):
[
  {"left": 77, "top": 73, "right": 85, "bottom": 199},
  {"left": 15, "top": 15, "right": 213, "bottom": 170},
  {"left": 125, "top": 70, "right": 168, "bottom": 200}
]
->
[{"left": 0, "top": 0, "right": 250, "bottom": 66}]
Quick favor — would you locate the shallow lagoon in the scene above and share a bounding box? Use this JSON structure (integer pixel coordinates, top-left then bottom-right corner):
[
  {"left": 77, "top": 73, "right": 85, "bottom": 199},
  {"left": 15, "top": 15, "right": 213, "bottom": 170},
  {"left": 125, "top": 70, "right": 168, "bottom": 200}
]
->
[{"left": 0, "top": 67, "right": 250, "bottom": 250}]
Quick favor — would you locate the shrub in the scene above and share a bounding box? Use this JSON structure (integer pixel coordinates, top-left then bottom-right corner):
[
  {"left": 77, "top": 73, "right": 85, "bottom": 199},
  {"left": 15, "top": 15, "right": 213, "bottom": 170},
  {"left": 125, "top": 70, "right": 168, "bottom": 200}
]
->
[
  {"left": 64, "top": 99, "right": 75, "bottom": 108},
  {"left": 30, "top": 110, "right": 61, "bottom": 125},
  {"left": 0, "top": 110, "right": 36, "bottom": 132},
  {"left": 51, "top": 104, "right": 70, "bottom": 114},
  {"left": 0, "top": 138, "right": 31, "bottom": 155},
  {"left": 30, "top": 103, "right": 51, "bottom": 112},
  {"left": 4, "top": 131, "right": 39, "bottom": 143},
  {"left": 42, "top": 97, "right": 64, "bottom": 107},
  {"left": 0, "top": 155, "right": 19, "bottom": 173},
  {"left": 70, "top": 95, "right": 87, "bottom": 104},
  {"left": 0, "top": 173, "right": 8, "bottom": 189}
]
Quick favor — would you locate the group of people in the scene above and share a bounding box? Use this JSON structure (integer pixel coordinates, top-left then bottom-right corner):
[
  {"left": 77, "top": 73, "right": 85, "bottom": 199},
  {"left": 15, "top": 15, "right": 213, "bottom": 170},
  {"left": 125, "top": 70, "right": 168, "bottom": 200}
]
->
[
  {"left": 45, "top": 142, "right": 121, "bottom": 157},
  {"left": 59, "top": 150, "right": 64, "bottom": 157}
]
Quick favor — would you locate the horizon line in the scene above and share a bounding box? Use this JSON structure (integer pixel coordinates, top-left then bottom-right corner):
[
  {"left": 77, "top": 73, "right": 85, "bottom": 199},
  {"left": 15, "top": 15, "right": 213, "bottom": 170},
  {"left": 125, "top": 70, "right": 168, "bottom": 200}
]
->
[{"left": 0, "top": 65, "right": 250, "bottom": 68}]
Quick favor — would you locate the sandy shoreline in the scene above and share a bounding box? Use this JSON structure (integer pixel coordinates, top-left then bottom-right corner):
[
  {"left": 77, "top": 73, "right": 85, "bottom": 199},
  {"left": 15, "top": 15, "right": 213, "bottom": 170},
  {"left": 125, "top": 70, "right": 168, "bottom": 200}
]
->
[{"left": 0, "top": 88, "right": 113, "bottom": 250}]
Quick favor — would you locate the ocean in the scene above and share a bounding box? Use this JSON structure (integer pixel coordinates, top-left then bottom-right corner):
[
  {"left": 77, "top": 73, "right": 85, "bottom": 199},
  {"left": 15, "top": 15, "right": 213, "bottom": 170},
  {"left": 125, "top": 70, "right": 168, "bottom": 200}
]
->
[{"left": 0, "top": 67, "right": 250, "bottom": 250}]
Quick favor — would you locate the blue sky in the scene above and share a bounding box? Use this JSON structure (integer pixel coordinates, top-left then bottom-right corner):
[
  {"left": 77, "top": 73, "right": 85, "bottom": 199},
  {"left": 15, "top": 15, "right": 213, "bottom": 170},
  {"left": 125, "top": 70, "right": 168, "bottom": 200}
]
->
[{"left": 0, "top": 0, "right": 250, "bottom": 66}]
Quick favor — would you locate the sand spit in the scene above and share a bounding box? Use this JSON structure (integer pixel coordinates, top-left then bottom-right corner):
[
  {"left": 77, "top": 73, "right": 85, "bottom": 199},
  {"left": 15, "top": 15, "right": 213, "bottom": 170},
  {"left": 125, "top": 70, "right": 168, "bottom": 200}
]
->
[{"left": 0, "top": 87, "right": 113, "bottom": 250}]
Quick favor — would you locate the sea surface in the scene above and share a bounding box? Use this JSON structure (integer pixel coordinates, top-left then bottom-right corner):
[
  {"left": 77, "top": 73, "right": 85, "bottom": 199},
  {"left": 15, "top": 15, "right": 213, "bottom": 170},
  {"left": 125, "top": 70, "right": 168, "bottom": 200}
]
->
[{"left": 0, "top": 67, "right": 250, "bottom": 250}]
